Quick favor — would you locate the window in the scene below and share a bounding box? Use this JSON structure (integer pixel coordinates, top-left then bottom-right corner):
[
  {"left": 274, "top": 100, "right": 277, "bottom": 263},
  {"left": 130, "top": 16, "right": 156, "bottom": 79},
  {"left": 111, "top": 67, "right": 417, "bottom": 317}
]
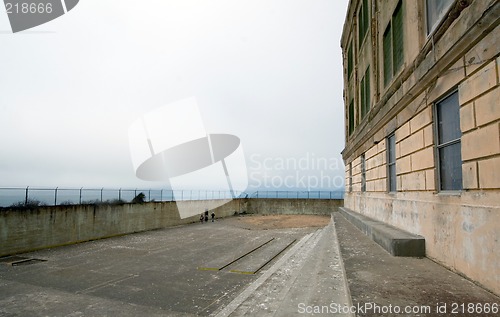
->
[
  {"left": 387, "top": 134, "right": 396, "bottom": 192},
  {"left": 383, "top": 0, "right": 403, "bottom": 86},
  {"left": 435, "top": 91, "right": 462, "bottom": 191},
  {"left": 349, "top": 163, "right": 353, "bottom": 192},
  {"left": 358, "top": 0, "right": 369, "bottom": 47},
  {"left": 347, "top": 42, "right": 353, "bottom": 78},
  {"left": 426, "top": 0, "right": 454, "bottom": 35},
  {"left": 361, "top": 154, "right": 366, "bottom": 192},
  {"left": 348, "top": 99, "right": 355, "bottom": 135},
  {"left": 360, "top": 66, "right": 370, "bottom": 119},
  {"left": 383, "top": 26, "right": 392, "bottom": 86}
]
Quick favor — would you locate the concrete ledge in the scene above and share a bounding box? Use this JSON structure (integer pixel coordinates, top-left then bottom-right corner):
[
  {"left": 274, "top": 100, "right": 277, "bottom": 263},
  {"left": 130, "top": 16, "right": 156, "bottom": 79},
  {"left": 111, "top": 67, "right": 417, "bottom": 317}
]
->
[{"left": 338, "top": 207, "right": 425, "bottom": 257}]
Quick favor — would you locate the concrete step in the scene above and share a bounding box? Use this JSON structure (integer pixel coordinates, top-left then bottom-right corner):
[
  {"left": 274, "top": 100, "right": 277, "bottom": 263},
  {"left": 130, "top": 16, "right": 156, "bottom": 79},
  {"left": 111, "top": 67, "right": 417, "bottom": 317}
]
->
[{"left": 338, "top": 207, "right": 425, "bottom": 257}]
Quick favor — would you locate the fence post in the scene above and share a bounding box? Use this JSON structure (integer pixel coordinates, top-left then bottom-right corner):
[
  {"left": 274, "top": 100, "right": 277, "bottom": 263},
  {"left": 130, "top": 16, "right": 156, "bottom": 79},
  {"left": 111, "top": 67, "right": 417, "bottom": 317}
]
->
[
  {"left": 148, "top": 189, "right": 151, "bottom": 202},
  {"left": 160, "top": 189, "right": 163, "bottom": 202},
  {"left": 54, "top": 187, "right": 58, "bottom": 206},
  {"left": 25, "top": 186, "right": 29, "bottom": 205},
  {"left": 101, "top": 188, "right": 104, "bottom": 202},
  {"left": 119, "top": 188, "right": 122, "bottom": 201},
  {"left": 79, "top": 187, "right": 83, "bottom": 204}
]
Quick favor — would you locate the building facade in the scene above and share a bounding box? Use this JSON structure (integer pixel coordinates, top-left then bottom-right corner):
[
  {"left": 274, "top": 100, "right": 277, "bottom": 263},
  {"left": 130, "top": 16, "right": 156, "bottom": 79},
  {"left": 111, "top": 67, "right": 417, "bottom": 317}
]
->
[{"left": 340, "top": 0, "right": 499, "bottom": 295}]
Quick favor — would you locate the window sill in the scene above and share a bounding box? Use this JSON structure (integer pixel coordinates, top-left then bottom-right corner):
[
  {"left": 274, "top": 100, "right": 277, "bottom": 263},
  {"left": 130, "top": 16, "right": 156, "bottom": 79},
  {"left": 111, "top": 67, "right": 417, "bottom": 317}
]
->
[{"left": 435, "top": 190, "right": 462, "bottom": 196}]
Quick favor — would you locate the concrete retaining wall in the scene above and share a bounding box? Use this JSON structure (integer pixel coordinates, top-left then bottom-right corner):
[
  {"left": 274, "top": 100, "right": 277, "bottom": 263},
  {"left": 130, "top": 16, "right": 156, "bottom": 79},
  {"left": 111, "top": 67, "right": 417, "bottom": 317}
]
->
[
  {"left": 245, "top": 199, "right": 342, "bottom": 215},
  {"left": 0, "top": 199, "right": 241, "bottom": 257},
  {"left": 0, "top": 198, "right": 342, "bottom": 257}
]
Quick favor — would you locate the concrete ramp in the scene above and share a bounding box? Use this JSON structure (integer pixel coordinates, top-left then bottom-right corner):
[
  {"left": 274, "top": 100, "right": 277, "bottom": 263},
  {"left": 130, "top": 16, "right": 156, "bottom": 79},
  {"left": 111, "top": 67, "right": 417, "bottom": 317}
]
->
[{"left": 214, "top": 218, "right": 353, "bottom": 317}]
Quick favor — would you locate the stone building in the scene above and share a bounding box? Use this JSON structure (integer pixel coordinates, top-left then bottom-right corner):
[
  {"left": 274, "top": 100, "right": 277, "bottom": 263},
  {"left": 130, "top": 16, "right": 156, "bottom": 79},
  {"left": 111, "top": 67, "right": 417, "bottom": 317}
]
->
[{"left": 340, "top": 0, "right": 499, "bottom": 295}]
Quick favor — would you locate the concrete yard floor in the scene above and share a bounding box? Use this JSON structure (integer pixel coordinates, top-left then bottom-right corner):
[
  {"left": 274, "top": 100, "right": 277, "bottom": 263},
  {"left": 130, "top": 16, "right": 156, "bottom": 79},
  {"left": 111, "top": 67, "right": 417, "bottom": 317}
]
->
[
  {"left": 0, "top": 216, "right": 323, "bottom": 317},
  {"left": 333, "top": 213, "right": 500, "bottom": 317},
  {"left": 1, "top": 213, "right": 499, "bottom": 317}
]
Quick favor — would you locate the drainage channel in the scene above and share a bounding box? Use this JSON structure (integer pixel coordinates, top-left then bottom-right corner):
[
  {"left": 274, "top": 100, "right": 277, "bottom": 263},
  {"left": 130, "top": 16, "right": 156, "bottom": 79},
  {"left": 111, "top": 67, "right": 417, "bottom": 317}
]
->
[
  {"left": 198, "top": 237, "right": 275, "bottom": 271},
  {"left": 198, "top": 237, "right": 297, "bottom": 275},
  {"left": 228, "top": 238, "right": 296, "bottom": 275},
  {"left": 0, "top": 256, "right": 47, "bottom": 266}
]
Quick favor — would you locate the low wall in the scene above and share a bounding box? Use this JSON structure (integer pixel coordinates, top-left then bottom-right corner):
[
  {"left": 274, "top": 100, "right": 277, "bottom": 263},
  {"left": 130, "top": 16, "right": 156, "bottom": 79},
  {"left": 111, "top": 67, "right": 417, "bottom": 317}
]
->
[
  {"left": 0, "top": 198, "right": 342, "bottom": 257},
  {"left": 0, "top": 199, "right": 241, "bottom": 257},
  {"left": 245, "top": 198, "right": 342, "bottom": 215}
]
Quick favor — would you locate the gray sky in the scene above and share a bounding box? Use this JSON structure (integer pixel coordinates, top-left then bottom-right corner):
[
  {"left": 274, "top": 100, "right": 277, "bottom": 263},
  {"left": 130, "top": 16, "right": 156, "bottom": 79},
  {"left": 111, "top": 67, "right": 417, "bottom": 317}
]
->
[{"left": 0, "top": 0, "right": 349, "bottom": 191}]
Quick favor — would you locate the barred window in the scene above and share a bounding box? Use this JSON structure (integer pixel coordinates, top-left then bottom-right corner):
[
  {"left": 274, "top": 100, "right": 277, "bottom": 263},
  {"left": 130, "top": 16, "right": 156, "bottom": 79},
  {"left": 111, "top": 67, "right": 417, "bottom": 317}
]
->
[
  {"left": 383, "top": 0, "right": 403, "bottom": 87},
  {"left": 387, "top": 134, "right": 396, "bottom": 192},
  {"left": 360, "top": 66, "right": 371, "bottom": 119},
  {"left": 349, "top": 162, "right": 353, "bottom": 192},
  {"left": 348, "top": 100, "right": 355, "bottom": 136},
  {"left": 435, "top": 91, "right": 462, "bottom": 191},
  {"left": 347, "top": 42, "right": 353, "bottom": 78},
  {"left": 361, "top": 153, "right": 366, "bottom": 192},
  {"left": 358, "top": 0, "right": 369, "bottom": 47}
]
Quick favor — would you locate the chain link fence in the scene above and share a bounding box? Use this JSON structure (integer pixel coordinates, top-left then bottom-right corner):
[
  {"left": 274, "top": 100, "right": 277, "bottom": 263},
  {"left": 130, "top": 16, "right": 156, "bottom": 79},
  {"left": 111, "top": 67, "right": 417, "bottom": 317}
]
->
[
  {"left": 0, "top": 187, "right": 344, "bottom": 207},
  {"left": 249, "top": 190, "right": 344, "bottom": 199}
]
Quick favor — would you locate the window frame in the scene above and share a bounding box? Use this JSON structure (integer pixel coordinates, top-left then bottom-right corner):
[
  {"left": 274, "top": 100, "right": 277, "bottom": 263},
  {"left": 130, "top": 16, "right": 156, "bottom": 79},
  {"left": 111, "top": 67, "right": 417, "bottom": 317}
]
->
[
  {"left": 433, "top": 90, "right": 463, "bottom": 192},
  {"left": 361, "top": 153, "right": 366, "bottom": 192},
  {"left": 387, "top": 134, "right": 397, "bottom": 192},
  {"left": 426, "top": 0, "right": 454, "bottom": 36},
  {"left": 392, "top": 1, "right": 403, "bottom": 72},
  {"left": 360, "top": 66, "right": 371, "bottom": 119},
  {"left": 383, "top": 0, "right": 404, "bottom": 87},
  {"left": 349, "top": 162, "right": 353, "bottom": 192},
  {"left": 358, "top": 0, "right": 369, "bottom": 48},
  {"left": 348, "top": 99, "right": 355, "bottom": 136},
  {"left": 347, "top": 41, "right": 353, "bottom": 79},
  {"left": 383, "top": 24, "right": 392, "bottom": 87}
]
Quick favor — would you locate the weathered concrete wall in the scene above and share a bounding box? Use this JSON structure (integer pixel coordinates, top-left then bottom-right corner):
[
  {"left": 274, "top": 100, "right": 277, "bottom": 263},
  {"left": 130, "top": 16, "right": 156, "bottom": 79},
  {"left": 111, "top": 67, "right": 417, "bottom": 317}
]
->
[
  {"left": 344, "top": 192, "right": 500, "bottom": 296},
  {"left": 343, "top": 27, "right": 500, "bottom": 296},
  {"left": 0, "top": 198, "right": 342, "bottom": 257},
  {"left": 245, "top": 199, "right": 342, "bottom": 215},
  {"left": 341, "top": 0, "right": 500, "bottom": 296},
  {"left": 0, "top": 199, "right": 241, "bottom": 257}
]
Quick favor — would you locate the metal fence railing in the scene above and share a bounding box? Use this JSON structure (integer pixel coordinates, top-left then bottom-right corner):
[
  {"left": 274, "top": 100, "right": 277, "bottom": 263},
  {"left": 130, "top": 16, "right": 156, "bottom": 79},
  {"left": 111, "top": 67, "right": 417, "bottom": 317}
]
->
[{"left": 0, "top": 187, "right": 344, "bottom": 208}]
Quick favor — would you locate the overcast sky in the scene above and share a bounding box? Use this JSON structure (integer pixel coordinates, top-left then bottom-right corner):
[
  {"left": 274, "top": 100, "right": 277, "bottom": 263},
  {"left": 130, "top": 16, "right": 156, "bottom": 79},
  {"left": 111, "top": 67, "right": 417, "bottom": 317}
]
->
[{"left": 0, "top": 0, "right": 349, "bottom": 192}]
